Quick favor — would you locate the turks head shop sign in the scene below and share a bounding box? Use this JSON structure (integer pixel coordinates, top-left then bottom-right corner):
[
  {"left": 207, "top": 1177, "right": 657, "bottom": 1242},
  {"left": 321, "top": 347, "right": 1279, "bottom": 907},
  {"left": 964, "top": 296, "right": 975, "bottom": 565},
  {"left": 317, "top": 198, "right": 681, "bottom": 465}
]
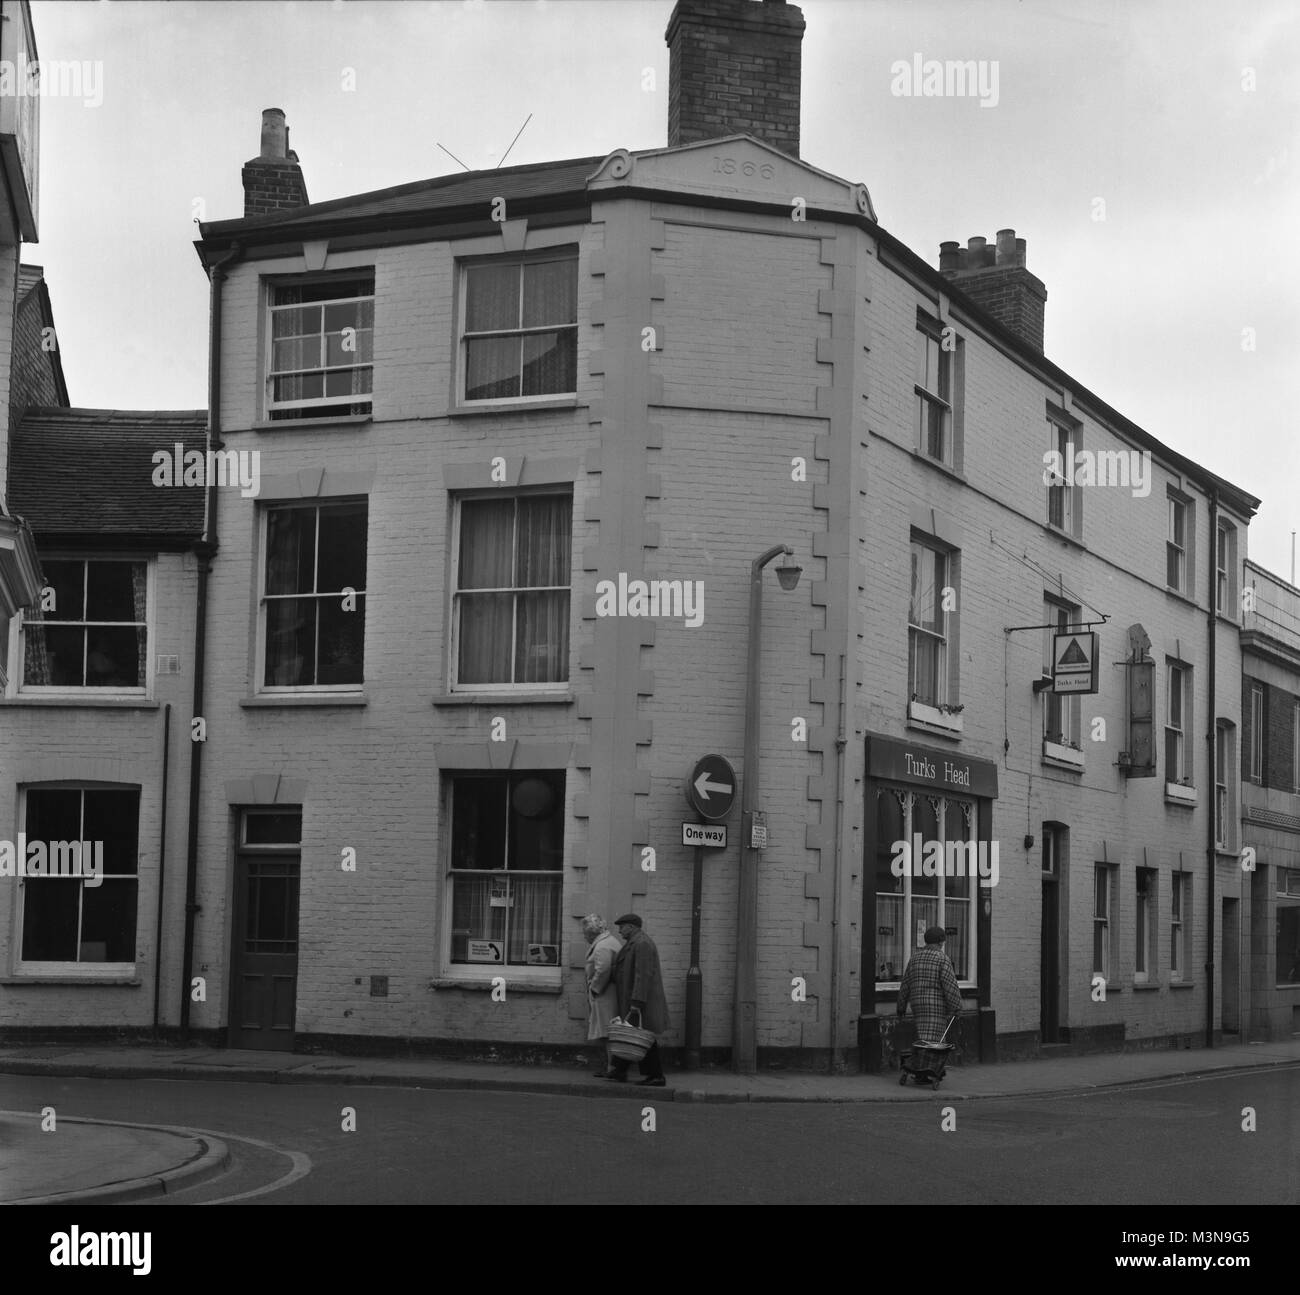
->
[{"left": 867, "top": 735, "right": 998, "bottom": 798}]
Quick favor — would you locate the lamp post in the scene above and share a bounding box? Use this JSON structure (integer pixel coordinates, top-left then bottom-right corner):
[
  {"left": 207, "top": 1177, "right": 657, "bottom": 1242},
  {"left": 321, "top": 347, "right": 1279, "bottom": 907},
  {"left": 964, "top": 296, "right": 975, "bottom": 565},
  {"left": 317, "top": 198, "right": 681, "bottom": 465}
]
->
[{"left": 734, "top": 543, "right": 802, "bottom": 1074}]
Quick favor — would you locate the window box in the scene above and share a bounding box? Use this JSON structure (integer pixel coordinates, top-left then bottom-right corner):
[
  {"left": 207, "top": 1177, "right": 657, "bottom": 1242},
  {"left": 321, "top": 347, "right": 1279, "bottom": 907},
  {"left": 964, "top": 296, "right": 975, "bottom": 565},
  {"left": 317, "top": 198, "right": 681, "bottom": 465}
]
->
[
  {"left": 907, "top": 699, "right": 963, "bottom": 736},
  {"left": 459, "top": 252, "right": 577, "bottom": 405},
  {"left": 1042, "top": 740, "right": 1084, "bottom": 770},
  {"left": 1164, "top": 781, "right": 1197, "bottom": 805}
]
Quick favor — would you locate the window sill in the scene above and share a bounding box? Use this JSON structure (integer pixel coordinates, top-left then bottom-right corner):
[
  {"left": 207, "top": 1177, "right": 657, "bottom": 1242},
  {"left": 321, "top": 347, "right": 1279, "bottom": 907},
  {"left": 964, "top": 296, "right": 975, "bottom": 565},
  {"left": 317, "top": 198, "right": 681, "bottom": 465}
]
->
[
  {"left": 251, "top": 415, "right": 373, "bottom": 432},
  {"left": 448, "top": 397, "right": 582, "bottom": 417},
  {"left": 1170, "top": 980, "right": 1194, "bottom": 990},
  {"left": 909, "top": 447, "right": 965, "bottom": 482},
  {"left": 429, "top": 977, "right": 563, "bottom": 994},
  {"left": 1043, "top": 523, "right": 1085, "bottom": 551},
  {"left": 1215, "top": 848, "right": 1240, "bottom": 862},
  {"left": 1042, "top": 741, "right": 1084, "bottom": 771},
  {"left": 0, "top": 976, "right": 142, "bottom": 986},
  {"left": 433, "top": 692, "right": 573, "bottom": 707},
  {"left": 0, "top": 696, "right": 160, "bottom": 710},
  {"left": 907, "top": 700, "right": 963, "bottom": 737},
  {"left": 1164, "top": 586, "right": 1199, "bottom": 610},
  {"left": 1132, "top": 981, "right": 1160, "bottom": 992},
  {"left": 240, "top": 693, "right": 368, "bottom": 708},
  {"left": 1165, "top": 783, "right": 1198, "bottom": 806}
]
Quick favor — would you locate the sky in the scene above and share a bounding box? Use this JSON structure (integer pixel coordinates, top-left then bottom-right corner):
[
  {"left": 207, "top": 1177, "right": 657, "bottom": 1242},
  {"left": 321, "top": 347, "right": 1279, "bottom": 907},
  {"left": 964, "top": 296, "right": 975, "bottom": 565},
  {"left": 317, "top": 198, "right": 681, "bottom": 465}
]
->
[{"left": 28, "top": 0, "right": 1300, "bottom": 579}]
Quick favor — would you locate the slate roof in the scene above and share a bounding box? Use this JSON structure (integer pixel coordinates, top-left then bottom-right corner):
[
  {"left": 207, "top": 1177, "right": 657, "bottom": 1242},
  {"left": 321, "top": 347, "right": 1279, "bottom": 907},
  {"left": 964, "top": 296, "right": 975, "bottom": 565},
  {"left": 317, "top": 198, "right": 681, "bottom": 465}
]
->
[
  {"left": 199, "top": 153, "right": 605, "bottom": 239},
  {"left": 9, "top": 408, "right": 208, "bottom": 542}
]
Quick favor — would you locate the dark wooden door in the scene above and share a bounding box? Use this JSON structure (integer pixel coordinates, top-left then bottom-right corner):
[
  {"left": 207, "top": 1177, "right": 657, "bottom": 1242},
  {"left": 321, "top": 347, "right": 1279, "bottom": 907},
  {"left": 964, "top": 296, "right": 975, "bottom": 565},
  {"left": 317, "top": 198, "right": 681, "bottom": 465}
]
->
[
  {"left": 229, "top": 846, "right": 300, "bottom": 1050},
  {"left": 1040, "top": 874, "right": 1060, "bottom": 1042}
]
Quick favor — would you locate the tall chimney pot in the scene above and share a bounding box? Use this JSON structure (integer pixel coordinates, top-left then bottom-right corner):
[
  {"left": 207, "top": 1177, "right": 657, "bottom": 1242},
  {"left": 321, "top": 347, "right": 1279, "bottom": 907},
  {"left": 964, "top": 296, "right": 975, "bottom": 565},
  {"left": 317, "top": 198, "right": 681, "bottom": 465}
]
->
[
  {"left": 260, "top": 108, "right": 288, "bottom": 161},
  {"left": 939, "top": 230, "right": 1047, "bottom": 352}
]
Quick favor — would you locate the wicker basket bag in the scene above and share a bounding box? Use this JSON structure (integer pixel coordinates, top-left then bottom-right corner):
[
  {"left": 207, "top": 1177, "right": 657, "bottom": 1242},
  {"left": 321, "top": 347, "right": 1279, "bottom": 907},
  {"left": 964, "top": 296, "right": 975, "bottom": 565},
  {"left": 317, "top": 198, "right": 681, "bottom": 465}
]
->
[{"left": 608, "top": 1008, "right": 655, "bottom": 1061}]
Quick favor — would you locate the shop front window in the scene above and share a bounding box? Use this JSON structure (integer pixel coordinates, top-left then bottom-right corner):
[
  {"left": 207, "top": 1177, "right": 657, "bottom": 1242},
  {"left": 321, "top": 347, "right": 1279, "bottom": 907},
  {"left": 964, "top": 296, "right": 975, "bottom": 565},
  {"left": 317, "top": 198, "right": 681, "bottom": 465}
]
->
[
  {"left": 1278, "top": 869, "right": 1300, "bottom": 986},
  {"left": 873, "top": 786, "right": 976, "bottom": 985}
]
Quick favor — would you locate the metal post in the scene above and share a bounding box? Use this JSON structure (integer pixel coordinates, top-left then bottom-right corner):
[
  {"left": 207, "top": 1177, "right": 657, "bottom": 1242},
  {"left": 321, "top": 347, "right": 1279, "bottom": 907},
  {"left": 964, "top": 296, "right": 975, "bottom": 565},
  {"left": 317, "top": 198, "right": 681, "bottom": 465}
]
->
[
  {"left": 734, "top": 543, "right": 794, "bottom": 1074},
  {"left": 684, "top": 845, "right": 704, "bottom": 1069}
]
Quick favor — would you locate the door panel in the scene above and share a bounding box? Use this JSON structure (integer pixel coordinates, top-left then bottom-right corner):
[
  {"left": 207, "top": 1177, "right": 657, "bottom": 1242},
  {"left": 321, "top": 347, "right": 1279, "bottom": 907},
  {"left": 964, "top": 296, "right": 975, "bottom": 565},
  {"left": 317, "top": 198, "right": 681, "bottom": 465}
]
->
[{"left": 229, "top": 849, "right": 300, "bottom": 1050}]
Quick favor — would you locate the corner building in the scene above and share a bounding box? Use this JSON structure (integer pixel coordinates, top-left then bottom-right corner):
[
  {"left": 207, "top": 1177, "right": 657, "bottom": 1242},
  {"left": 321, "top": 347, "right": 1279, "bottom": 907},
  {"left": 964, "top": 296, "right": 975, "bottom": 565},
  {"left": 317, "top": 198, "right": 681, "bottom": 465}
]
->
[{"left": 181, "top": 0, "right": 1262, "bottom": 1066}]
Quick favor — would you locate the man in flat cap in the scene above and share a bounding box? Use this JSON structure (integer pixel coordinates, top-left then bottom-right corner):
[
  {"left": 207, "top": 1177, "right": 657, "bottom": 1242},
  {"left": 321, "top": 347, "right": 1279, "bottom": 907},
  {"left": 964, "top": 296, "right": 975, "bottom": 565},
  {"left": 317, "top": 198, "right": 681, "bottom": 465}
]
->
[
  {"left": 896, "top": 925, "right": 963, "bottom": 1050},
  {"left": 607, "top": 914, "right": 671, "bottom": 1086}
]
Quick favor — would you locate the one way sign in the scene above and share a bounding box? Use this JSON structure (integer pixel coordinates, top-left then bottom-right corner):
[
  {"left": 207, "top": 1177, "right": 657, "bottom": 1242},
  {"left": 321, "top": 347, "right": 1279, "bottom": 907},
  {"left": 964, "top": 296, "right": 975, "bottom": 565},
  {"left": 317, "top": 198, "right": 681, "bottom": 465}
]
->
[{"left": 685, "top": 754, "right": 736, "bottom": 821}]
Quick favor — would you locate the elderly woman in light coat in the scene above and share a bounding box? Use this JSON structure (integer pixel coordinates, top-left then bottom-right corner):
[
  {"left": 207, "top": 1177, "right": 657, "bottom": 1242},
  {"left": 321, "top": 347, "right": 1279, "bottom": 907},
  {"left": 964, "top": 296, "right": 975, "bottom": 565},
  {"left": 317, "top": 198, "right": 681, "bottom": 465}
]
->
[{"left": 583, "top": 914, "right": 623, "bottom": 1078}]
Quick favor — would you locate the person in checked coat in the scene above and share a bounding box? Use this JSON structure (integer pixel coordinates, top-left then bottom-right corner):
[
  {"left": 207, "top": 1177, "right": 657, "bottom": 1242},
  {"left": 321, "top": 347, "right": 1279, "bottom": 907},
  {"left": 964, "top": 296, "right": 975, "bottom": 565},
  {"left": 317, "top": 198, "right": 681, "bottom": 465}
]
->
[
  {"left": 583, "top": 914, "right": 623, "bottom": 1078},
  {"left": 896, "top": 925, "right": 964, "bottom": 1046},
  {"left": 607, "top": 913, "right": 671, "bottom": 1086}
]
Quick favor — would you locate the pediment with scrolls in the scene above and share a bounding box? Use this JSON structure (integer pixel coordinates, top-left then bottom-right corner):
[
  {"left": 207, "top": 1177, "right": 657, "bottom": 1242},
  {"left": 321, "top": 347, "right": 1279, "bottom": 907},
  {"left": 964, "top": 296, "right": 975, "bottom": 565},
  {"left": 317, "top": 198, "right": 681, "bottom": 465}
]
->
[{"left": 587, "top": 136, "right": 876, "bottom": 222}]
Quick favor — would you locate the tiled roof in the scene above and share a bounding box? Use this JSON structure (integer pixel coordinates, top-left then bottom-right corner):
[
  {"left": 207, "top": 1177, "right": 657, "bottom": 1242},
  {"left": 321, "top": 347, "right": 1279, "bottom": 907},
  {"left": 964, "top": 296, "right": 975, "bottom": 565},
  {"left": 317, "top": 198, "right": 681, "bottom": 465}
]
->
[
  {"left": 200, "top": 153, "right": 605, "bottom": 236},
  {"left": 18, "top": 263, "right": 43, "bottom": 301},
  {"left": 10, "top": 408, "right": 208, "bottom": 540}
]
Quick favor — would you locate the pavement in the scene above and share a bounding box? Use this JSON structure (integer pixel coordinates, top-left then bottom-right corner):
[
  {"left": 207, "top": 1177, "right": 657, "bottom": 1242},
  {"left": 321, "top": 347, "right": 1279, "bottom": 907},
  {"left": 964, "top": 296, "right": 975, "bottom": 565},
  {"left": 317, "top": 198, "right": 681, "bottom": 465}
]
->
[{"left": 1, "top": 1036, "right": 1296, "bottom": 1204}]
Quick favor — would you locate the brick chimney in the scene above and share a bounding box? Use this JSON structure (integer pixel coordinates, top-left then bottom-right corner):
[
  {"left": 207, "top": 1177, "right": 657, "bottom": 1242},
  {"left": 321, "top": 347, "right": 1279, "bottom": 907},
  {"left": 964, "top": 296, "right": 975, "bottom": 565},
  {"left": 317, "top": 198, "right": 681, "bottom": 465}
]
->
[
  {"left": 939, "top": 229, "right": 1047, "bottom": 353},
  {"left": 666, "top": 0, "right": 805, "bottom": 157},
  {"left": 241, "top": 108, "right": 309, "bottom": 218}
]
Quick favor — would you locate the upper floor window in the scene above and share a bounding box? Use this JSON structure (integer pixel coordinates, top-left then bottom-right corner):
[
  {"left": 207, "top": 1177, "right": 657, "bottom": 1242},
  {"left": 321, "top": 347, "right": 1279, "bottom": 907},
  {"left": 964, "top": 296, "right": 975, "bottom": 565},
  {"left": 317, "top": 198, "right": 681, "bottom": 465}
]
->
[
  {"left": 1167, "top": 492, "right": 1190, "bottom": 593},
  {"left": 1046, "top": 417, "right": 1082, "bottom": 538},
  {"left": 1043, "top": 595, "right": 1081, "bottom": 750},
  {"left": 1216, "top": 520, "right": 1237, "bottom": 616},
  {"left": 267, "top": 275, "right": 374, "bottom": 421},
  {"left": 1165, "top": 660, "right": 1192, "bottom": 784},
  {"left": 19, "top": 557, "right": 149, "bottom": 692},
  {"left": 452, "top": 492, "right": 571, "bottom": 690},
  {"left": 460, "top": 253, "right": 577, "bottom": 403},
  {"left": 914, "top": 314, "right": 956, "bottom": 467},
  {"left": 260, "top": 501, "right": 367, "bottom": 689},
  {"left": 17, "top": 786, "right": 141, "bottom": 973},
  {"left": 908, "top": 537, "right": 953, "bottom": 709},
  {"left": 1215, "top": 721, "right": 1234, "bottom": 848},
  {"left": 1293, "top": 700, "right": 1300, "bottom": 795},
  {"left": 1249, "top": 682, "right": 1264, "bottom": 783}
]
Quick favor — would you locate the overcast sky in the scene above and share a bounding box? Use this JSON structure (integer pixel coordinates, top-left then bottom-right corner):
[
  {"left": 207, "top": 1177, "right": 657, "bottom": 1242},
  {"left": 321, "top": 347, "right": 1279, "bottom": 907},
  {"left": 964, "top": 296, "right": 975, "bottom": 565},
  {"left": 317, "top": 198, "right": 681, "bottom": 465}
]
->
[{"left": 29, "top": 0, "right": 1300, "bottom": 578}]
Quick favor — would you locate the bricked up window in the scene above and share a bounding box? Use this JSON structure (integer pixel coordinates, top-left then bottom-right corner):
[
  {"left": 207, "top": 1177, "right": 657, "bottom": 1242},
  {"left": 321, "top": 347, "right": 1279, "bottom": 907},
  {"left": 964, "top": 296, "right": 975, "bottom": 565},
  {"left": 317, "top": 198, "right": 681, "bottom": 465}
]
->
[
  {"left": 461, "top": 253, "right": 577, "bottom": 402},
  {"left": 267, "top": 275, "right": 374, "bottom": 420}
]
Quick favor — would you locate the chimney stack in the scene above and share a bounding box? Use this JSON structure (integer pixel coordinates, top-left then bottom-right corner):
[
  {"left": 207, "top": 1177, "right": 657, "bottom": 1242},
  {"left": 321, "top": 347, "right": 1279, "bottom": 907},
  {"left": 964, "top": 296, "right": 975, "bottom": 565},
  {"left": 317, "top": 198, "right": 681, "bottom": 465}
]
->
[
  {"left": 666, "top": 0, "right": 805, "bottom": 158},
  {"left": 241, "top": 108, "right": 310, "bottom": 219},
  {"left": 939, "top": 228, "right": 1047, "bottom": 352}
]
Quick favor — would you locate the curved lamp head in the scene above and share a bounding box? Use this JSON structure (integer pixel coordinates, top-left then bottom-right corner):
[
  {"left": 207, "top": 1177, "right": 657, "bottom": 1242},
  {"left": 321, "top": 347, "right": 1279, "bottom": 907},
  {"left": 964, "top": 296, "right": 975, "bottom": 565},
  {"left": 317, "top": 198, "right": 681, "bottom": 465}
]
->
[{"left": 776, "top": 552, "right": 802, "bottom": 592}]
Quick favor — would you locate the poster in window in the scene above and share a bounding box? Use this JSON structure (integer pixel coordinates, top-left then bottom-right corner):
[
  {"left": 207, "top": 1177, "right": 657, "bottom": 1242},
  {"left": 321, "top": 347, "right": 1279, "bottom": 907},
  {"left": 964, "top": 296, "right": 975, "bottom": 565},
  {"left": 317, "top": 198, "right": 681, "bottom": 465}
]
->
[
  {"left": 489, "top": 879, "right": 512, "bottom": 908},
  {"left": 466, "top": 940, "right": 503, "bottom": 963},
  {"left": 526, "top": 943, "right": 559, "bottom": 965}
]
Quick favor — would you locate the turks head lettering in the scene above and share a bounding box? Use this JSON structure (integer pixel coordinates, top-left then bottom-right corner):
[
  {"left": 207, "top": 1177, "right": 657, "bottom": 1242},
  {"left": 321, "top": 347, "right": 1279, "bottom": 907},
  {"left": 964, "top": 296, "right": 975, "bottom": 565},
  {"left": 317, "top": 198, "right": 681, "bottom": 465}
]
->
[
  {"left": 890, "top": 835, "right": 1000, "bottom": 888},
  {"left": 595, "top": 573, "right": 704, "bottom": 628}
]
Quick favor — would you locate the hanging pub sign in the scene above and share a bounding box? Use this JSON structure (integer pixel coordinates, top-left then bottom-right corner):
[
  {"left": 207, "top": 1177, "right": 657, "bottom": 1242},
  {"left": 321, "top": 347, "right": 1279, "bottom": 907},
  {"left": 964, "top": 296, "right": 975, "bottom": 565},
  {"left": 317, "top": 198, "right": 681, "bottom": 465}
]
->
[{"left": 1052, "top": 630, "right": 1098, "bottom": 694}]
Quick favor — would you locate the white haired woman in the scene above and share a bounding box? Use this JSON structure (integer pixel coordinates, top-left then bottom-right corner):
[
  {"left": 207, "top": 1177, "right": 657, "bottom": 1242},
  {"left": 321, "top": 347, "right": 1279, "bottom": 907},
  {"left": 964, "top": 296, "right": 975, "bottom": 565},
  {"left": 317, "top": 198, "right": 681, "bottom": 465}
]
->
[{"left": 583, "top": 914, "right": 623, "bottom": 1078}]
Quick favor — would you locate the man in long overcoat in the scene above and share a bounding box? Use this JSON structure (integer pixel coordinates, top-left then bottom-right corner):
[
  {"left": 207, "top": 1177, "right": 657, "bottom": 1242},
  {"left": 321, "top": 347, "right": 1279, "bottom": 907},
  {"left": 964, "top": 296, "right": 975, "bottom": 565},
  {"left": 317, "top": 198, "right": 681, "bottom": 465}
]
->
[{"left": 607, "top": 913, "right": 670, "bottom": 1085}]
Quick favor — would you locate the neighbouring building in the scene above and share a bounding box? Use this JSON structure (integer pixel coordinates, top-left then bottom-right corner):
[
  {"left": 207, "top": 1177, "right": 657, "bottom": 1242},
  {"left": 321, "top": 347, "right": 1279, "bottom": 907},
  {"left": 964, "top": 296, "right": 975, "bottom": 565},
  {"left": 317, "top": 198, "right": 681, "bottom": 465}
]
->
[
  {"left": 2, "top": 0, "right": 1280, "bottom": 1066},
  {"left": 1240, "top": 560, "right": 1300, "bottom": 1040},
  {"left": 0, "top": 1, "right": 44, "bottom": 688}
]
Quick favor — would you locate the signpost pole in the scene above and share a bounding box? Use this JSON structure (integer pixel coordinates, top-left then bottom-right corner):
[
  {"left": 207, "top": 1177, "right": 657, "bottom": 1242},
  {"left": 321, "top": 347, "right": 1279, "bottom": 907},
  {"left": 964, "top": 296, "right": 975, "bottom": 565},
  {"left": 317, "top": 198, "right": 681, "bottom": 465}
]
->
[{"left": 685, "top": 844, "right": 704, "bottom": 1069}]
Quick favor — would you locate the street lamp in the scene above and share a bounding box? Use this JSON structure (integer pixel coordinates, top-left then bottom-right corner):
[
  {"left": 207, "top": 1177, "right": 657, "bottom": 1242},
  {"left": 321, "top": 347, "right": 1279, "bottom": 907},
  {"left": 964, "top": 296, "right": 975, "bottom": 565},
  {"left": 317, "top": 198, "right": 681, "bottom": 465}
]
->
[{"left": 734, "top": 543, "right": 801, "bottom": 1074}]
